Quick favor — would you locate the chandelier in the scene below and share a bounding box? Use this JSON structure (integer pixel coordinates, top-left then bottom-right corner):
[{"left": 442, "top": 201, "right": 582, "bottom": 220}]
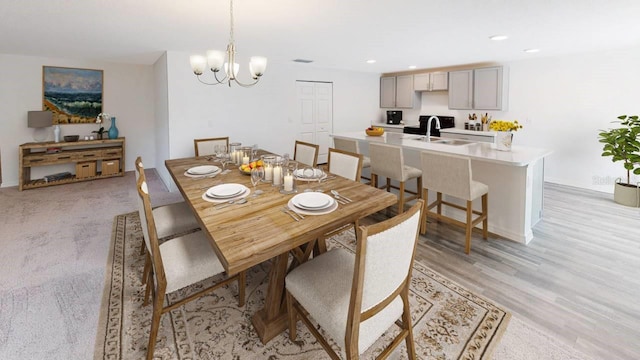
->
[{"left": 189, "top": 0, "right": 267, "bottom": 87}]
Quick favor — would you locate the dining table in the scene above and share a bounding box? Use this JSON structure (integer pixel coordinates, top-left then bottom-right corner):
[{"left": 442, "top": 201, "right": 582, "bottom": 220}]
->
[{"left": 165, "top": 151, "right": 397, "bottom": 344}]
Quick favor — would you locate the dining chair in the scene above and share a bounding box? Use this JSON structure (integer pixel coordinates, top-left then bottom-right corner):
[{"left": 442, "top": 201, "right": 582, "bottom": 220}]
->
[
  {"left": 293, "top": 140, "right": 319, "bottom": 167},
  {"left": 333, "top": 137, "right": 371, "bottom": 183},
  {"left": 136, "top": 176, "right": 246, "bottom": 360},
  {"left": 369, "top": 142, "right": 422, "bottom": 214},
  {"left": 314, "top": 148, "right": 364, "bottom": 254},
  {"left": 134, "top": 157, "right": 201, "bottom": 288},
  {"left": 420, "top": 151, "right": 488, "bottom": 254},
  {"left": 286, "top": 200, "right": 423, "bottom": 360},
  {"left": 194, "top": 136, "right": 229, "bottom": 157}
]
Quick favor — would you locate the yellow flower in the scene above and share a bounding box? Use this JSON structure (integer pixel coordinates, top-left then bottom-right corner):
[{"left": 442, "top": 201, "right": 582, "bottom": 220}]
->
[{"left": 489, "top": 120, "right": 523, "bottom": 132}]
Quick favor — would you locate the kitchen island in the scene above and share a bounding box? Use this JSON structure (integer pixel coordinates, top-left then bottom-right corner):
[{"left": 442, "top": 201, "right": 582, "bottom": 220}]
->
[{"left": 332, "top": 132, "right": 553, "bottom": 244}]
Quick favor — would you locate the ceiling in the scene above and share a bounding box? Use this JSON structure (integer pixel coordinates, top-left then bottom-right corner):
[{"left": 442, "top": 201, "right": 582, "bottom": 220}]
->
[{"left": 2, "top": 0, "right": 640, "bottom": 74}]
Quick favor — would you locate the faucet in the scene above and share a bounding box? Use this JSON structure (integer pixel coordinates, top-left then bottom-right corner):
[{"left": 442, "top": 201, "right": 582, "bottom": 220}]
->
[{"left": 425, "top": 116, "right": 441, "bottom": 141}]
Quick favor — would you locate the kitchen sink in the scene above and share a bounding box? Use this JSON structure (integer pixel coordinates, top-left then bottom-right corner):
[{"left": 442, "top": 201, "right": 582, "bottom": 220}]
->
[
  {"left": 407, "top": 136, "right": 443, "bottom": 142},
  {"left": 432, "top": 139, "right": 474, "bottom": 146}
]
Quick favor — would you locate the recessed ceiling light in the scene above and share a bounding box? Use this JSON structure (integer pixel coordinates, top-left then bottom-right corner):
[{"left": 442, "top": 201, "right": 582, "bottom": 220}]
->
[
  {"left": 293, "top": 59, "right": 313, "bottom": 63},
  {"left": 366, "top": 59, "right": 376, "bottom": 64},
  {"left": 408, "top": 65, "right": 417, "bottom": 69},
  {"left": 489, "top": 35, "right": 508, "bottom": 41},
  {"left": 524, "top": 48, "right": 540, "bottom": 53}
]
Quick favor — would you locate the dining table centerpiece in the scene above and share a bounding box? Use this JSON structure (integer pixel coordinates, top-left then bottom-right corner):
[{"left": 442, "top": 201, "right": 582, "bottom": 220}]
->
[{"left": 489, "top": 119, "right": 523, "bottom": 151}]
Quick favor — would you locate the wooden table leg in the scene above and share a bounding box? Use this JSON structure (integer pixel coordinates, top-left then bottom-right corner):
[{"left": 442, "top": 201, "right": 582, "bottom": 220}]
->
[{"left": 251, "top": 252, "right": 289, "bottom": 344}]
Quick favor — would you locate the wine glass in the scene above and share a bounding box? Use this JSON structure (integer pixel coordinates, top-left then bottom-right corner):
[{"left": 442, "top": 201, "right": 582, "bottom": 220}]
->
[
  {"left": 216, "top": 145, "right": 229, "bottom": 170},
  {"left": 250, "top": 167, "right": 264, "bottom": 196}
]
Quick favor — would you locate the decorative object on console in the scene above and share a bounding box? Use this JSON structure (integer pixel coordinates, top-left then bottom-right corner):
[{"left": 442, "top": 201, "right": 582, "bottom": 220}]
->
[
  {"left": 108, "top": 117, "right": 119, "bottom": 139},
  {"left": 598, "top": 115, "right": 640, "bottom": 207},
  {"left": 43, "top": 66, "right": 103, "bottom": 124},
  {"left": 63, "top": 135, "right": 79, "bottom": 142},
  {"left": 94, "top": 113, "right": 110, "bottom": 140},
  {"left": 27, "top": 110, "right": 53, "bottom": 142},
  {"left": 490, "top": 120, "right": 522, "bottom": 151},
  {"left": 189, "top": 0, "right": 267, "bottom": 87}
]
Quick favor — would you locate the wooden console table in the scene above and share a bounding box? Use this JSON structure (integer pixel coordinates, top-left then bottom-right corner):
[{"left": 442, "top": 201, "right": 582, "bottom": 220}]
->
[{"left": 19, "top": 138, "right": 125, "bottom": 191}]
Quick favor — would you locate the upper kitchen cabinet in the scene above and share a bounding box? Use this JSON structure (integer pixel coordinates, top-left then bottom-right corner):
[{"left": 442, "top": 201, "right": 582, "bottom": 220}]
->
[
  {"left": 380, "top": 75, "right": 414, "bottom": 108},
  {"left": 448, "top": 66, "right": 508, "bottom": 110},
  {"left": 414, "top": 72, "right": 448, "bottom": 91}
]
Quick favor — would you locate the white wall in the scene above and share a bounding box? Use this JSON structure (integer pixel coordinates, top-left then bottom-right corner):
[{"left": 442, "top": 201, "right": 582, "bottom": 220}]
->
[
  {"left": 418, "top": 46, "right": 640, "bottom": 193},
  {"left": 158, "top": 51, "right": 380, "bottom": 189},
  {"left": 0, "top": 54, "right": 156, "bottom": 187},
  {"left": 153, "top": 53, "right": 171, "bottom": 185}
]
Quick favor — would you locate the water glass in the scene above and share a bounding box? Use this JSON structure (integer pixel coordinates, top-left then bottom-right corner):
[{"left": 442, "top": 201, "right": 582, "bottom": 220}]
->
[{"left": 250, "top": 167, "right": 264, "bottom": 196}]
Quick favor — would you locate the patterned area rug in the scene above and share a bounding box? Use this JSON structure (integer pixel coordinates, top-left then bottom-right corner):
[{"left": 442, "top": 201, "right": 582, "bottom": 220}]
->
[{"left": 94, "top": 212, "right": 510, "bottom": 359}]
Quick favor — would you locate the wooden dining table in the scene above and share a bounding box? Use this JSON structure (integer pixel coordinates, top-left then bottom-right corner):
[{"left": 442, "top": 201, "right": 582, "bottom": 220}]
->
[{"left": 165, "top": 152, "right": 397, "bottom": 344}]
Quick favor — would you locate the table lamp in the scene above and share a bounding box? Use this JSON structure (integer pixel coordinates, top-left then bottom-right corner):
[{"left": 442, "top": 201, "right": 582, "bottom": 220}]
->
[{"left": 28, "top": 111, "right": 54, "bottom": 142}]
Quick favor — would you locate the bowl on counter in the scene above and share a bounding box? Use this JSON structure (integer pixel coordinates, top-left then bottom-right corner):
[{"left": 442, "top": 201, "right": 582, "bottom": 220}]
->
[
  {"left": 365, "top": 127, "right": 385, "bottom": 136},
  {"left": 64, "top": 135, "right": 80, "bottom": 142}
]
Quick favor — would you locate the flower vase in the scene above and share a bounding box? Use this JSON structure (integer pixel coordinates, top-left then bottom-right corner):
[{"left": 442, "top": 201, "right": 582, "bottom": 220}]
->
[
  {"left": 495, "top": 131, "right": 513, "bottom": 151},
  {"left": 108, "top": 117, "right": 119, "bottom": 139}
]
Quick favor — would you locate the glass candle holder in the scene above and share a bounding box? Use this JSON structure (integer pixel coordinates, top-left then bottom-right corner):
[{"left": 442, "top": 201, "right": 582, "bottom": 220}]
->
[
  {"left": 262, "top": 155, "right": 275, "bottom": 182},
  {"left": 281, "top": 161, "right": 298, "bottom": 194},
  {"left": 229, "top": 142, "right": 242, "bottom": 164},
  {"left": 272, "top": 157, "right": 284, "bottom": 187},
  {"left": 240, "top": 147, "right": 252, "bottom": 165}
]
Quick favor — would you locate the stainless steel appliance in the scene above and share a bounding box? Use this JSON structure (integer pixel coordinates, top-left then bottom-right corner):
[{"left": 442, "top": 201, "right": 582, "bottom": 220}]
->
[
  {"left": 386, "top": 110, "right": 402, "bottom": 124},
  {"left": 402, "top": 115, "right": 455, "bottom": 136}
]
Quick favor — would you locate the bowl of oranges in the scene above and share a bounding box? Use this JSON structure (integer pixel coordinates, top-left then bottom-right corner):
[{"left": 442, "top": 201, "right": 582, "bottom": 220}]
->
[
  {"left": 365, "top": 126, "right": 384, "bottom": 136},
  {"left": 239, "top": 159, "right": 264, "bottom": 175}
]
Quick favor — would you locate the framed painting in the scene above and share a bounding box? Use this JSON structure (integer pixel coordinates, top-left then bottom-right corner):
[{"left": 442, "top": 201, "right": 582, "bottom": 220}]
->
[{"left": 42, "top": 66, "right": 104, "bottom": 124}]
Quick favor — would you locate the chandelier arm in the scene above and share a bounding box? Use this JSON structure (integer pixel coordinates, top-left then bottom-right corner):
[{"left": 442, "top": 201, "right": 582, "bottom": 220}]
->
[
  {"left": 232, "top": 77, "right": 261, "bottom": 88},
  {"left": 214, "top": 71, "right": 228, "bottom": 84}
]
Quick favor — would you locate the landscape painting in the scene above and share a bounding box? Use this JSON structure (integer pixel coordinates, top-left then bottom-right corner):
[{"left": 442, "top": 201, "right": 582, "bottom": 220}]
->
[{"left": 43, "top": 66, "right": 103, "bottom": 124}]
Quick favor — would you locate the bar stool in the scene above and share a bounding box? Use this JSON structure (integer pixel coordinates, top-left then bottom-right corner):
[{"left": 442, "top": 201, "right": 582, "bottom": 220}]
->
[
  {"left": 333, "top": 137, "right": 371, "bottom": 183},
  {"left": 369, "top": 142, "right": 422, "bottom": 214},
  {"left": 420, "top": 151, "right": 488, "bottom": 254}
]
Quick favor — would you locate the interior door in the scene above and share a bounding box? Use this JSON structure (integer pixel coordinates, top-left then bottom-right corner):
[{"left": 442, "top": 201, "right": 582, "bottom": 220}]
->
[{"left": 296, "top": 81, "right": 333, "bottom": 164}]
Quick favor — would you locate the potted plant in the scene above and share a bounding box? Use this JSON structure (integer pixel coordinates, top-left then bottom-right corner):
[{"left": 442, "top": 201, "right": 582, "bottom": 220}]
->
[
  {"left": 598, "top": 115, "right": 640, "bottom": 207},
  {"left": 92, "top": 127, "right": 105, "bottom": 140}
]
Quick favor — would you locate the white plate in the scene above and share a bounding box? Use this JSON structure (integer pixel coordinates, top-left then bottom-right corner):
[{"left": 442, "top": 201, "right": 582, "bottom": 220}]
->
[
  {"left": 291, "top": 192, "right": 334, "bottom": 209},
  {"left": 202, "top": 187, "right": 250, "bottom": 204},
  {"left": 206, "top": 183, "right": 246, "bottom": 198},
  {"left": 184, "top": 167, "right": 221, "bottom": 178},
  {"left": 188, "top": 165, "right": 219, "bottom": 175},
  {"left": 287, "top": 198, "right": 339, "bottom": 216},
  {"left": 293, "top": 168, "right": 327, "bottom": 181}
]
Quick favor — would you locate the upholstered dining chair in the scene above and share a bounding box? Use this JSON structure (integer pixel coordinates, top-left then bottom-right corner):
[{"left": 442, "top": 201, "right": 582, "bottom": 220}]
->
[
  {"left": 333, "top": 137, "right": 371, "bottom": 183},
  {"left": 194, "top": 136, "right": 229, "bottom": 157},
  {"left": 293, "top": 140, "right": 319, "bottom": 167},
  {"left": 286, "top": 200, "right": 423, "bottom": 360},
  {"left": 134, "top": 157, "right": 201, "bottom": 289},
  {"left": 314, "top": 148, "right": 364, "bottom": 254},
  {"left": 369, "top": 142, "right": 422, "bottom": 214},
  {"left": 136, "top": 176, "right": 246, "bottom": 360},
  {"left": 420, "top": 151, "right": 488, "bottom": 254}
]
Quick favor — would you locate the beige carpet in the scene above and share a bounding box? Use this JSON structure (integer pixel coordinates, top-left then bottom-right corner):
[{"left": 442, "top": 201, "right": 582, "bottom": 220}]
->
[{"left": 95, "top": 212, "right": 513, "bottom": 359}]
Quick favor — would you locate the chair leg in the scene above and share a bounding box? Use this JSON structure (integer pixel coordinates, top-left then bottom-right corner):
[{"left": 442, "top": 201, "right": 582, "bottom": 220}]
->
[
  {"left": 401, "top": 287, "right": 417, "bottom": 360},
  {"left": 142, "top": 252, "right": 151, "bottom": 285},
  {"left": 237, "top": 271, "right": 246, "bottom": 307},
  {"left": 286, "top": 291, "right": 297, "bottom": 341},
  {"left": 386, "top": 178, "right": 391, "bottom": 192},
  {"left": 465, "top": 200, "right": 473, "bottom": 254},
  {"left": 139, "top": 241, "right": 146, "bottom": 256},
  {"left": 437, "top": 192, "right": 443, "bottom": 215},
  {"left": 144, "top": 269, "right": 153, "bottom": 306},
  {"left": 420, "top": 188, "right": 428, "bottom": 235},
  {"left": 416, "top": 176, "right": 422, "bottom": 199},
  {"left": 371, "top": 173, "right": 377, "bottom": 188},
  {"left": 398, "top": 181, "right": 406, "bottom": 214},
  {"left": 146, "top": 292, "right": 165, "bottom": 360},
  {"left": 482, "top": 193, "right": 489, "bottom": 240}
]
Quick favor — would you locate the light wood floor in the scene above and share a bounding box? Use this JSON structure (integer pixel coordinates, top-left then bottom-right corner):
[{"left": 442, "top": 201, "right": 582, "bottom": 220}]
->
[{"left": 398, "top": 183, "right": 639, "bottom": 360}]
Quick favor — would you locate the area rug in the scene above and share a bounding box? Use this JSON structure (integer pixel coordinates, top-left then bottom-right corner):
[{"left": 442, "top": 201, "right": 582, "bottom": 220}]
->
[{"left": 94, "top": 212, "right": 510, "bottom": 359}]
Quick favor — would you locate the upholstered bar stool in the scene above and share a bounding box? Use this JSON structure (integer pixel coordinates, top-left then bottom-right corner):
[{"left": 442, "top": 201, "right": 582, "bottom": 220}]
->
[
  {"left": 420, "top": 151, "right": 488, "bottom": 254},
  {"left": 369, "top": 142, "right": 422, "bottom": 214},
  {"left": 333, "top": 137, "right": 371, "bottom": 183}
]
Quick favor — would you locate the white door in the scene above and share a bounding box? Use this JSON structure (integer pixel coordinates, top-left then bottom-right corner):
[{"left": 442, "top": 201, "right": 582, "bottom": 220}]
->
[{"left": 296, "top": 81, "right": 333, "bottom": 164}]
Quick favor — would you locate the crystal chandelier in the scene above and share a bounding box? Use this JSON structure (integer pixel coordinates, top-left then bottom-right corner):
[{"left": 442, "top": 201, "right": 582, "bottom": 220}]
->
[{"left": 189, "top": 0, "right": 267, "bottom": 87}]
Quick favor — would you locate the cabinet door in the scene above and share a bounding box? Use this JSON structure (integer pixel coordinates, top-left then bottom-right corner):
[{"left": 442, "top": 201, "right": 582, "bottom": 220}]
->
[
  {"left": 430, "top": 72, "right": 448, "bottom": 91},
  {"left": 413, "top": 73, "right": 430, "bottom": 91},
  {"left": 474, "top": 66, "right": 503, "bottom": 110},
  {"left": 448, "top": 70, "right": 473, "bottom": 109},
  {"left": 395, "top": 75, "right": 414, "bottom": 108},
  {"left": 380, "top": 76, "right": 396, "bottom": 108}
]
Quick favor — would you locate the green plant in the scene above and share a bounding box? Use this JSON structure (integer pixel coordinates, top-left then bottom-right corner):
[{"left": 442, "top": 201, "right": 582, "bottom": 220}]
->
[
  {"left": 92, "top": 127, "right": 105, "bottom": 135},
  {"left": 598, "top": 115, "right": 640, "bottom": 185}
]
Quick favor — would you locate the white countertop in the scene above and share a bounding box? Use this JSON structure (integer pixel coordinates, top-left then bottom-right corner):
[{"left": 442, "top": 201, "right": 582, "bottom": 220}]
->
[
  {"left": 440, "top": 128, "right": 496, "bottom": 137},
  {"left": 332, "top": 131, "right": 552, "bottom": 167}
]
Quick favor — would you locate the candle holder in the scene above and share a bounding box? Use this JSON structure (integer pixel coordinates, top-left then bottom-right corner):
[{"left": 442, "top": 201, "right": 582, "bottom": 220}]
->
[
  {"left": 272, "top": 157, "right": 284, "bottom": 187},
  {"left": 229, "top": 142, "right": 242, "bottom": 165},
  {"left": 240, "top": 146, "right": 252, "bottom": 165},
  {"left": 280, "top": 161, "right": 298, "bottom": 194},
  {"left": 261, "top": 155, "right": 275, "bottom": 183}
]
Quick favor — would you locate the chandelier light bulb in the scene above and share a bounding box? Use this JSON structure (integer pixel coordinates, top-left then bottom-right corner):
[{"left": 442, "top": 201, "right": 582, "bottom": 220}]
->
[{"left": 189, "top": 55, "right": 206, "bottom": 75}]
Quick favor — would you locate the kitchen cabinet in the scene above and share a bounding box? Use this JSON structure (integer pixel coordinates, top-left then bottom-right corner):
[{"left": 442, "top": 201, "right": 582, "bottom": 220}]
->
[
  {"left": 380, "top": 75, "right": 414, "bottom": 108},
  {"left": 414, "top": 72, "right": 448, "bottom": 91},
  {"left": 448, "top": 66, "right": 508, "bottom": 110}
]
